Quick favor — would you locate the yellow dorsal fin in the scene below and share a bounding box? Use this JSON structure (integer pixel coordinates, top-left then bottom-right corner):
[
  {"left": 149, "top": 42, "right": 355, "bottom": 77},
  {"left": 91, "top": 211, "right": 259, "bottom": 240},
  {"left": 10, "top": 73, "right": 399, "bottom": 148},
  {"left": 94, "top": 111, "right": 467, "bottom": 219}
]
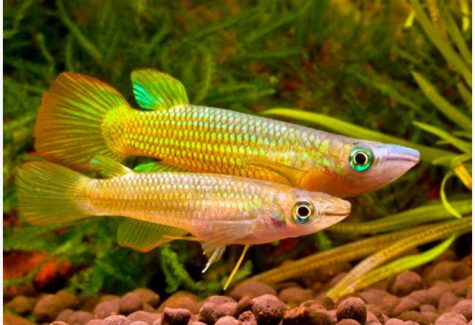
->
[
  {"left": 131, "top": 69, "right": 189, "bottom": 110},
  {"left": 90, "top": 155, "right": 132, "bottom": 177}
]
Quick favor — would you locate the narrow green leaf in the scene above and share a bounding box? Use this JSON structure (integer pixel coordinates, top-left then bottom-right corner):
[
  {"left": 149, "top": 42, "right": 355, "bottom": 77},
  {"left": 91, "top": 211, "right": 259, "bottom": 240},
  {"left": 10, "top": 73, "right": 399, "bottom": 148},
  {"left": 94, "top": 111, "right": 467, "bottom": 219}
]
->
[
  {"left": 439, "top": 2, "right": 471, "bottom": 66},
  {"left": 412, "top": 72, "right": 471, "bottom": 131},
  {"left": 261, "top": 108, "right": 455, "bottom": 164},
  {"left": 350, "top": 236, "right": 455, "bottom": 293},
  {"left": 456, "top": 82, "right": 472, "bottom": 111},
  {"left": 414, "top": 121, "right": 471, "bottom": 153},
  {"left": 440, "top": 172, "right": 462, "bottom": 219},
  {"left": 409, "top": 0, "right": 471, "bottom": 86}
]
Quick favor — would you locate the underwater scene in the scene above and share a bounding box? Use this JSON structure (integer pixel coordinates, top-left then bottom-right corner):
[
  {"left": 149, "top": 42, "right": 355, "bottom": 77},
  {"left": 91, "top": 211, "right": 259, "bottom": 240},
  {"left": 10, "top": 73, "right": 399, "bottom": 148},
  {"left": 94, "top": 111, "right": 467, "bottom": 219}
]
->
[{"left": 3, "top": 1, "right": 472, "bottom": 325}]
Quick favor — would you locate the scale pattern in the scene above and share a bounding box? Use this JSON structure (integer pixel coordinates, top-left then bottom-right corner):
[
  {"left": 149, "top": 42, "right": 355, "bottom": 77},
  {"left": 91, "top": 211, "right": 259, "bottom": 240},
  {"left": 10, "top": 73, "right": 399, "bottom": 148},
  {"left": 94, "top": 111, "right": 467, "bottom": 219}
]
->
[{"left": 104, "top": 105, "right": 346, "bottom": 184}]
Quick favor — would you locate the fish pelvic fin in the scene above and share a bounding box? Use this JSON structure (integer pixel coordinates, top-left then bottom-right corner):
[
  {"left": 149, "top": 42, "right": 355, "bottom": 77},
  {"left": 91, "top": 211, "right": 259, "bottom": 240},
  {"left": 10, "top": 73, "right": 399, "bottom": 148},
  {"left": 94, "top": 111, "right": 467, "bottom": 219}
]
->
[
  {"left": 117, "top": 219, "right": 188, "bottom": 252},
  {"left": 16, "top": 161, "right": 91, "bottom": 225},
  {"left": 131, "top": 69, "right": 189, "bottom": 110},
  {"left": 34, "top": 72, "right": 129, "bottom": 172}
]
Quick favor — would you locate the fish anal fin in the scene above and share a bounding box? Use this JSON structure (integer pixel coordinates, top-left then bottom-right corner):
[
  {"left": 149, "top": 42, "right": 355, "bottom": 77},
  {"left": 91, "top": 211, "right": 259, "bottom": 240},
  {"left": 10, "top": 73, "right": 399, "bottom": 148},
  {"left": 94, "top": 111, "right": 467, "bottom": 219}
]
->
[
  {"left": 131, "top": 69, "right": 189, "bottom": 110},
  {"left": 245, "top": 159, "right": 306, "bottom": 186},
  {"left": 201, "top": 242, "right": 227, "bottom": 273},
  {"left": 117, "top": 219, "right": 187, "bottom": 252},
  {"left": 90, "top": 155, "right": 132, "bottom": 177}
]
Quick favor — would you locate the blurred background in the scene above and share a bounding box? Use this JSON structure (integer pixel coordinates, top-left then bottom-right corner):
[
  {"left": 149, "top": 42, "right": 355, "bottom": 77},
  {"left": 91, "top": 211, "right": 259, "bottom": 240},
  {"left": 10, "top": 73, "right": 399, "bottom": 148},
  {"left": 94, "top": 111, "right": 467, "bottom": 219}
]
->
[{"left": 4, "top": 0, "right": 471, "bottom": 310}]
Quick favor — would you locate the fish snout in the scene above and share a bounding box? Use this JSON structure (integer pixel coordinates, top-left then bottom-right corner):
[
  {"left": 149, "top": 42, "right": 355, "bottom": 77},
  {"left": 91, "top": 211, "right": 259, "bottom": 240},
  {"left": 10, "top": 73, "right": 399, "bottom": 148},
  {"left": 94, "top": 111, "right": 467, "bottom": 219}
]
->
[
  {"left": 323, "top": 198, "right": 351, "bottom": 218},
  {"left": 386, "top": 145, "right": 420, "bottom": 167}
]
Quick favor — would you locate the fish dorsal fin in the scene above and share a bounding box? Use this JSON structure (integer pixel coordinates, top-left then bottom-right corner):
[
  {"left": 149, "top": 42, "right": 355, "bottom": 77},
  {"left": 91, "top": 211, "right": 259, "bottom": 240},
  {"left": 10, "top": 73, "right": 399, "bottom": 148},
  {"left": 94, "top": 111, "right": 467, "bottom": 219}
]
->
[
  {"left": 133, "top": 161, "right": 189, "bottom": 173},
  {"left": 245, "top": 158, "right": 306, "bottom": 186},
  {"left": 117, "top": 219, "right": 188, "bottom": 252},
  {"left": 90, "top": 155, "right": 132, "bottom": 177},
  {"left": 131, "top": 69, "right": 189, "bottom": 110}
]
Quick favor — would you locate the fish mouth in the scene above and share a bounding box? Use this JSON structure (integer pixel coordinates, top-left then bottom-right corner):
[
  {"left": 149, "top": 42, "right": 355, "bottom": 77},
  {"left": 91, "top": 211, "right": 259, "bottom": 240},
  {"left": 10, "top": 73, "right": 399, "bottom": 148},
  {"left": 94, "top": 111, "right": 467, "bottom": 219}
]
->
[
  {"left": 385, "top": 145, "right": 420, "bottom": 165},
  {"left": 324, "top": 199, "right": 351, "bottom": 218}
]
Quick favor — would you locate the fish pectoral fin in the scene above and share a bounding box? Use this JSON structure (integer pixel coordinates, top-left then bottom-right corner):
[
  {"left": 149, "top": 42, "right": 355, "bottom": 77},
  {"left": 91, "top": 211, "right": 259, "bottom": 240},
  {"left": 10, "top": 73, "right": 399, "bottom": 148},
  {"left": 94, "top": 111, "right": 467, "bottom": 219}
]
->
[
  {"left": 133, "top": 161, "right": 190, "bottom": 173},
  {"left": 90, "top": 155, "right": 133, "bottom": 177},
  {"left": 199, "top": 220, "right": 253, "bottom": 273},
  {"left": 244, "top": 158, "right": 306, "bottom": 186},
  {"left": 201, "top": 241, "right": 227, "bottom": 273},
  {"left": 117, "top": 219, "right": 188, "bottom": 252},
  {"left": 131, "top": 69, "right": 189, "bottom": 110}
]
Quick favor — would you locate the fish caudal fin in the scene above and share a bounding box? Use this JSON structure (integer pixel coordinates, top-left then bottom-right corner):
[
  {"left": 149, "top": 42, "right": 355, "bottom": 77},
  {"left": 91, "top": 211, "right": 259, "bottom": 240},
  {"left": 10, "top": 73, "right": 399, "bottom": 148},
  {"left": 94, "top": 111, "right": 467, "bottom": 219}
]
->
[
  {"left": 34, "top": 73, "right": 129, "bottom": 172},
  {"left": 16, "top": 161, "right": 91, "bottom": 225}
]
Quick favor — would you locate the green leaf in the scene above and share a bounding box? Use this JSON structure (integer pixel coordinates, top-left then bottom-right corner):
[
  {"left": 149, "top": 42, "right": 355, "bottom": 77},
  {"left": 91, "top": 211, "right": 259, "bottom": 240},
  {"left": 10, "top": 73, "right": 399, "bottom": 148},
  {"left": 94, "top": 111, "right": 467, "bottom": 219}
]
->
[
  {"left": 409, "top": 0, "right": 471, "bottom": 86},
  {"left": 261, "top": 108, "right": 455, "bottom": 164},
  {"left": 412, "top": 72, "right": 471, "bottom": 131},
  {"left": 439, "top": 2, "right": 471, "bottom": 66},
  {"left": 414, "top": 121, "right": 471, "bottom": 153},
  {"left": 440, "top": 172, "right": 462, "bottom": 219}
]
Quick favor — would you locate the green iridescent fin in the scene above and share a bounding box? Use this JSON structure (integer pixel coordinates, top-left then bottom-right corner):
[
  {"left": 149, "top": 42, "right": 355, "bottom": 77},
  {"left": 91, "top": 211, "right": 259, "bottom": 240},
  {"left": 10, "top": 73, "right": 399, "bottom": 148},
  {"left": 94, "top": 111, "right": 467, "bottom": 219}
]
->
[
  {"left": 90, "top": 155, "right": 132, "bottom": 177},
  {"left": 117, "top": 219, "right": 188, "bottom": 252},
  {"left": 133, "top": 161, "right": 189, "bottom": 173},
  {"left": 245, "top": 159, "right": 305, "bottom": 186},
  {"left": 34, "top": 72, "right": 128, "bottom": 172},
  {"left": 131, "top": 69, "right": 189, "bottom": 110}
]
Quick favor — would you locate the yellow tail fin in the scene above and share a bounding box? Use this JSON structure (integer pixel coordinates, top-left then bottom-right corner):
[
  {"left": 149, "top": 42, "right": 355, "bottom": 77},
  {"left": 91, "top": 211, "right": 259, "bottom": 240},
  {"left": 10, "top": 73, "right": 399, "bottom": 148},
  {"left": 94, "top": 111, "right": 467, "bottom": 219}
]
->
[
  {"left": 16, "top": 161, "right": 91, "bottom": 225},
  {"left": 34, "top": 73, "right": 129, "bottom": 172}
]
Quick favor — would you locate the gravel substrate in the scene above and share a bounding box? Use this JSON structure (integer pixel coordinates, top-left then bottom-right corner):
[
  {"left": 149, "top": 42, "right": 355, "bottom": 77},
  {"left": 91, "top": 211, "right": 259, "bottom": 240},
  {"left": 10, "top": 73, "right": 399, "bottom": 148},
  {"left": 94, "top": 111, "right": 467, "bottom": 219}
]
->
[{"left": 4, "top": 251, "right": 471, "bottom": 325}]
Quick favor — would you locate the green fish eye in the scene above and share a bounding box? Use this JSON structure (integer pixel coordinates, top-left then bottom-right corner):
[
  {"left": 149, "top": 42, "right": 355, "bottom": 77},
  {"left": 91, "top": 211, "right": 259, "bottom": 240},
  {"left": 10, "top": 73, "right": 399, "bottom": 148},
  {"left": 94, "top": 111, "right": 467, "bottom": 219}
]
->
[
  {"left": 349, "top": 147, "right": 374, "bottom": 172},
  {"left": 293, "top": 201, "right": 314, "bottom": 224}
]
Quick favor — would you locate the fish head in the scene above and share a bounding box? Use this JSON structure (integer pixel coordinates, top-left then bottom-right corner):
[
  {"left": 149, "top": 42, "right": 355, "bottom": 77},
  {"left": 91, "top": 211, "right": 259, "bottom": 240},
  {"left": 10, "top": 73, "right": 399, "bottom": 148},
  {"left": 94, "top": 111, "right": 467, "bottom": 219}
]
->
[
  {"left": 304, "top": 140, "right": 420, "bottom": 197},
  {"left": 266, "top": 190, "right": 351, "bottom": 239}
]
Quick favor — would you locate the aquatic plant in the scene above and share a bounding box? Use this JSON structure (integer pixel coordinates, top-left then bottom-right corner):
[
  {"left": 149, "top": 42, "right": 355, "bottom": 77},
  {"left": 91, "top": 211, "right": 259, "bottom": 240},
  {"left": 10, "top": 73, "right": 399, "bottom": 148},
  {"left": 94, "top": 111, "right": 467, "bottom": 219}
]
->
[
  {"left": 259, "top": 0, "right": 471, "bottom": 300},
  {"left": 3, "top": 0, "right": 470, "bottom": 297}
]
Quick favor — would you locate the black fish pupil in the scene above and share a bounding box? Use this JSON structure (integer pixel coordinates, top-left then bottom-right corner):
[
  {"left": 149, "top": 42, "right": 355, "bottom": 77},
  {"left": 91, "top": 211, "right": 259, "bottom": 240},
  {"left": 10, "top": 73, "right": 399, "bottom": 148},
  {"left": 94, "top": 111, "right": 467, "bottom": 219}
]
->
[
  {"left": 355, "top": 152, "right": 367, "bottom": 165},
  {"left": 297, "top": 206, "right": 309, "bottom": 217}
]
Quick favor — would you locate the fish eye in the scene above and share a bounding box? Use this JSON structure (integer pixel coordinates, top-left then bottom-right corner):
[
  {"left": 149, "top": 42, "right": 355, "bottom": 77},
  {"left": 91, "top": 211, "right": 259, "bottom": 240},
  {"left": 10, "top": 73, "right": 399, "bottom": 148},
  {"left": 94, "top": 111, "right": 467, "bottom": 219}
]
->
[
  {"left": 293, "top": 201, "right": 314, "bottom": 224},
  {"left": 349, "top": 147, "right": 374, "bottom": 172}
]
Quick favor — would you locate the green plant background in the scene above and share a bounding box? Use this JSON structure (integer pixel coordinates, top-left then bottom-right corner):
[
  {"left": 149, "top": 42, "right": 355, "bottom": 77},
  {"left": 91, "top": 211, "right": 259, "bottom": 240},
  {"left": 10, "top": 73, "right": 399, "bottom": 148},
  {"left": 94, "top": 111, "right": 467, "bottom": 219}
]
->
[{"left": 4, "top": 0, "right": 471, "bottom": 299}]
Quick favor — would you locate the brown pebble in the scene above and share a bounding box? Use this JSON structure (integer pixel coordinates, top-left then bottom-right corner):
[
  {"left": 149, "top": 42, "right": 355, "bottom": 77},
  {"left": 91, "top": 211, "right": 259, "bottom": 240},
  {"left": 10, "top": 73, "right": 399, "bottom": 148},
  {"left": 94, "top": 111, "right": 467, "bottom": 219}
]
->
[
  {"left": 435, "top": 311, "right": 467, "bottom": 325},
  {"left": 452, "top": 263, "right": 471, "bottom": 280},
  {"left": 205, "top": 295, "right": 236, "bottom": 304},
  {"left": 100, "top": 295, "right": 120, "bottom": 303},
  {"left": 5, "top": 295, "right": 37, "bottom": 315},
  {"left": 50, "top": 322, "right": 70, "bottom": 325},
  {"left": 129, "top": 322, "right": 149, "bottom": 325},
  {"left": 438, "top": 291, "right": 461, "bottom": 312},
  {"left": 236, "top": 295, "right": 253, "bottom": 315},
  {"left": 283, "top": 306, "right": 334, "bottom": 325},
  {"left": 306, "top": 308, "right": 336, "bottom": 325},
  {"left": 56, "top": 309, "right": 75, "bottom": 322},
  {"left": 94, "top": 300, "right": 120, "bottom": 319},
  {"left": 230, "top": 281, "right": 276, "bottom": 300},
  {"left": 199, "top": 300, "right": 238, "bottom": 324},
  {"left": 82, "top": 297, "right": 102, "bottom": 312},
  {"left": 119, "top": 293, "right": 143, "bottom": 315},
  {"left": 336, "top": 319, "right": 360, "bottom": 325},
  {"left": 358, "top": 289, "right": 388, "bottom": 306},
  {"left": 68, "top": 311, "right": 94, "bottom": 325},
  {"left": 390, "top": 271, "right": 423, "bottom": 296},
  {"left": 33, "top": 294, "right": 67, "bottom": 322},
  {"left": 215, "top": 316, "right": 242, "bottom": 325},
  {"left": 85, "top": 320, "right": 107, "bottom": 325},
  {"left": 384, "top": 319, "right": 405, "bottom": 325},
  {"left": 391, "top": 297, "right": 420, "bottom": 316},
  {"left": 420, "top": 311, "right": 439, "bottom": 323},
  {"left": 129, "top": 288, "right": 160, "bottom": 308},
  {"left": 336, "top": 297, "right": 367, "bottom": 324},
  {"left": 451, "top": 277, "right": 472, "bottom": 297},
  {"left": 366, "top": 312, "right": 382, "bottom": 325},
  {"left": 56, "top": 290, "right": 81, "bottom": 309},
  {"left": 367, "top": 305, "right": 385, "bottom": 324},
  {"left": 128, "top": 310, "right": 160, "bottom": 324},
  {"left": 250, "top": 294, "right": 287, "bottom": 325},
  {"left": 427, "top": 283, "right": 451, "bottom": 305},
  {"left": 424, "top": 261, "right": 457, "bottom": 284},
  {"left": 104, "top": 315, "right": 132, "bottom": 325},
  {"left": 450, "top": 299, "right": 472, "bottom": 321},
  {"left": 398, "top": 310, "right": 430, "bottom": 325},
  {"left": 238, "top": 310, "right": 257, "bottom": 325},
  {"left": 278, "top": 287, "right": 314, "bottom": 308},
  {"left": 158, "top": 291, "right": 201, "bottom": 314},
  {"left": 161, "top": 307, "right": 191, "bottom": 325},
  {"left": 189, "top": 322, "right": 207, "bottom": 325}
]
